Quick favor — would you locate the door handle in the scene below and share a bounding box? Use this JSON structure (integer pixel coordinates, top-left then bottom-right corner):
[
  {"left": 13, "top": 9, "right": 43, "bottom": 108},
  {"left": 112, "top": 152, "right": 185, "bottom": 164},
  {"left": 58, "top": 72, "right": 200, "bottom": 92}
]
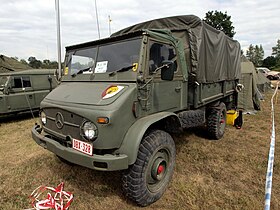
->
[
  {"left": 175, "top": 87, "right": 181, "bottom": 92},
  {"left": 29, "top": 95, "right": 33, "bottom": 99}
]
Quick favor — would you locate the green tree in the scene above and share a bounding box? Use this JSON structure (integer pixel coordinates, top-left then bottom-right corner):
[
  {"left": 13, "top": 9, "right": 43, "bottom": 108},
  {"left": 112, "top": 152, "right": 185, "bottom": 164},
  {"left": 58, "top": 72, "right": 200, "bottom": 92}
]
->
[
  {"left": 246, "top": 44, "right": 254, "bottom": 62},
  {"left": 28, "top": 56, "right": 42, "bottom": 69},
  {"left": 255, "top": 45, "right": 264, "bottom": 66},
  {"left": 203, "top": 10, "right": 236, "bottom": 38},
  {"left": 263, "top": 56, "right": 277, "bottom": 69},
  {"left": 43, "top": 59, "right": 51, "bottom": 65},
  {"left": 272, "top": 39, "right": 280, "bottom": 66},
  {"left": 246, "top": 44, "right": 264, "bottom": 67},
  {"left": 272, "top": 39, "right": 280, "bottom": 58},
  {"left": 20, "top": 59, "right": 28, "bottom": 65},
  {"left": 42, "top": 59, "right": 51, "bottom": 68},
  {"left": 49, "top": 61, "right": 59, "bottom": 69}
]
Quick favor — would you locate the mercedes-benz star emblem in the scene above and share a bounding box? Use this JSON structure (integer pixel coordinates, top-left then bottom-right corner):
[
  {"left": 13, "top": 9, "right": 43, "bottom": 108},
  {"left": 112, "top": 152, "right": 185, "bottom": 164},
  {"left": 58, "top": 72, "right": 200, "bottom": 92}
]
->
[{"left": 55, "top": 112, "right": 64, "bottom": 129}]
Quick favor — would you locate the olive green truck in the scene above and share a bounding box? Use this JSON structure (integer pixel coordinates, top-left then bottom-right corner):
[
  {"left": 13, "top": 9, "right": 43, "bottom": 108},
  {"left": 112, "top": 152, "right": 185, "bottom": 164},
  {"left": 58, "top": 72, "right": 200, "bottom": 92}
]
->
[
  {"left": 0, "top": 69, "right": 58, "bottom": 116},
  {"left": 32, "top": 15, "right": 241, "bottom": 206}
]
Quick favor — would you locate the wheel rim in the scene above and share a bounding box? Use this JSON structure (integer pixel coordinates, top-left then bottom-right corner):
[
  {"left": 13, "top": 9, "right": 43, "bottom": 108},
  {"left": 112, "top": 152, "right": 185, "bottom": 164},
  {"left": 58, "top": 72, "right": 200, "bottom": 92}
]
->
[
  {"left": 219, "top": 109, "right": 226, "bottom": 133},
  {"left": 146, "top": 147, "right": 171, "bottom": 193}
]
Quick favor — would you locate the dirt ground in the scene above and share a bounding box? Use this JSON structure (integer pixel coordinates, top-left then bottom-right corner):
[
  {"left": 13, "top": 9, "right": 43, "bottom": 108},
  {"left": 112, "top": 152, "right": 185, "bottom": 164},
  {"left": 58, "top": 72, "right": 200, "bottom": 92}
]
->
[{"left": 0, "top": 90, "right": 279, "bottom": 210}]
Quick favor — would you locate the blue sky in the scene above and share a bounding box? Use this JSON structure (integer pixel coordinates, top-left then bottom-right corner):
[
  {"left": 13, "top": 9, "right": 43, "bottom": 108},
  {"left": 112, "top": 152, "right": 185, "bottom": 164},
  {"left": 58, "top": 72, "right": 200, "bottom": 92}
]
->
[{"left": 0, "top": 0, "right": 279, "bottom": 61}]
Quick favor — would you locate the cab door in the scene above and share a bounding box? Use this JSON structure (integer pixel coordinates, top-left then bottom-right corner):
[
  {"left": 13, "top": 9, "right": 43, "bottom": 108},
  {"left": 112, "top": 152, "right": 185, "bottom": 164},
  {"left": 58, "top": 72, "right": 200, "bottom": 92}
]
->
[
  {"left": 7, "top": 76, "right": 35, "bottom": 112},
  {"left": 147, "top": 40, "right": 183, "bottom": 113}
]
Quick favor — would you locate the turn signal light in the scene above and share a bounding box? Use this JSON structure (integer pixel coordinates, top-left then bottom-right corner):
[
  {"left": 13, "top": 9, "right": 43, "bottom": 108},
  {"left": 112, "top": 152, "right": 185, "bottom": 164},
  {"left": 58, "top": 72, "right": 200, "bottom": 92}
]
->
[{"left": 97, "top": 117, "right": 109, "bottom": 124}]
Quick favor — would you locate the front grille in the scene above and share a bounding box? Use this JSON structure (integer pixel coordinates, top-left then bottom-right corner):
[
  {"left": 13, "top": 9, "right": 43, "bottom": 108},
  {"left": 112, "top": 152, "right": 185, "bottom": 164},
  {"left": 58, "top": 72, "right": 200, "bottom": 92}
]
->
[{"left": 44, "top": 108, "right": 85, "bottom": 141}]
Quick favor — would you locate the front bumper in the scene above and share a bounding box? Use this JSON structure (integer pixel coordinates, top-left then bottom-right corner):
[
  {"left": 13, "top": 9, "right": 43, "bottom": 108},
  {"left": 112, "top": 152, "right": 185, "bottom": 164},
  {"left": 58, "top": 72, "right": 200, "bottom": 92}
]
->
[{"left": 31, "top": 124, "right": 128, "bottom": 171}]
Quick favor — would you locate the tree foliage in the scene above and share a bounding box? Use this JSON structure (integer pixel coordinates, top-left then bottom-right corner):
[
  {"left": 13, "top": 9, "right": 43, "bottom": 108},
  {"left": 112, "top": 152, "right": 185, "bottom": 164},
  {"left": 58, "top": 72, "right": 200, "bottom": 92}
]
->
[
  {"left": 20, "top": 59, "right": 28, "bottom": 65},
  {"left": 28, "top": 56, "right": 42, "bottom": 68},
  {"left": 262, "top": 56, "right": 277, "bottom": 69},
  {"left": 272, "top": 39, "right": 280, "bottom": 58},
  {"left": 26, "top": 57, "right": 59, "bottom": 69},
  {"left": 246, "top": 44, "right": 264, "bottom": 67},
  {"left": 272, "top": 39, "right": 280, "bottom": 66},
  {"left": 203, "top": 10, "right": 236, "bottom": 38}
]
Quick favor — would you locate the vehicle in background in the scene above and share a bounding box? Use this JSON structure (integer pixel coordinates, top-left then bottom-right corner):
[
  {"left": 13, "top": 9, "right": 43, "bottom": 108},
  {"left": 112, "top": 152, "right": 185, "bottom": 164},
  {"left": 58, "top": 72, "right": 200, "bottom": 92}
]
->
[
  {"left": 0, "top": 69, "right": 58, "bottom": 116},
  {"left": 32, "top": 15, "right": 241, "bottom": 206},
  {"left": 256, "top": 67, "right": 280, "bottom": 80}
]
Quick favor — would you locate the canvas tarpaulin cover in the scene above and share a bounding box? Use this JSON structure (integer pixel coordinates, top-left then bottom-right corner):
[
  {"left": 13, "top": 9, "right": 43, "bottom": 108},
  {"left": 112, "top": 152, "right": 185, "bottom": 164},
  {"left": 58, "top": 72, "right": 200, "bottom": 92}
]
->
[
  {"left": 112, "top": 15, "right": 241, "bottom": 84},
  {"left": 241, "top": 55, "right": 271, "bottom": 93},
  {"left": 256, "top": 71, "right": 271, "bottom": 93},
  {"left": 238, "top": 61, "right": 262, "bottom": 111}
]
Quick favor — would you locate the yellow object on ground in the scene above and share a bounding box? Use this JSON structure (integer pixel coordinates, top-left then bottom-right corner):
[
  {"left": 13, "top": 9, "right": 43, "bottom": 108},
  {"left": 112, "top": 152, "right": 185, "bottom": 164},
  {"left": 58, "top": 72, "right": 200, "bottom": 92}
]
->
[{"left": 226, "top": 110, "right": 238, "bottom": 125}]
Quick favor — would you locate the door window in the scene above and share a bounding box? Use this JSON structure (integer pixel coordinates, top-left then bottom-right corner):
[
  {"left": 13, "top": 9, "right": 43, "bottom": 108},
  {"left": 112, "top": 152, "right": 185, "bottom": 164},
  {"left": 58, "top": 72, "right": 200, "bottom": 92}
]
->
[
  {"left": 12, "top": 77, "right": 22, "bottom": 88},
  {"left": 22, "top": 77, "right": 31, "bottom": 87},
  {"left": 149, "top": 41, "right": 177, "bottom": 74},
  {"left": 12, "top": 76, "right": 31, "bottom": 88}
]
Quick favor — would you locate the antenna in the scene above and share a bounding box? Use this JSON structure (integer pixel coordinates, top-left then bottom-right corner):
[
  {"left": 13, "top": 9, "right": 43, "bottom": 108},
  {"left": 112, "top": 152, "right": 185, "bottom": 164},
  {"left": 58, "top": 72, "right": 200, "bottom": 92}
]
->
[
  {"left": 108, "top": 15, "right": 112, "bottom": 36},
  {"left": 55, "top": 0, "right": 62, "bottom": 79},
  {"left": 94, "top": 0, "right": 101, "bottom": 39}
]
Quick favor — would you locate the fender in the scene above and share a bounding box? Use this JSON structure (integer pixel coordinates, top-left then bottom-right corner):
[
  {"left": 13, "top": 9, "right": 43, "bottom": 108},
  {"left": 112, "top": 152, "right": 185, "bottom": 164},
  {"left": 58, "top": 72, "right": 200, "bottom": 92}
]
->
[{"left": 117, "top": 111, "right": 180, "bottom": 165}]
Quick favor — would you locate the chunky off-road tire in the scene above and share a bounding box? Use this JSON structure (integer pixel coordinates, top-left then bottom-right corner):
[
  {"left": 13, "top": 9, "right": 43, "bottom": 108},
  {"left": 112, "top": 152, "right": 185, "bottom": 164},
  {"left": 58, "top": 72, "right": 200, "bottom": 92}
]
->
[
  {"left": 178, "top": 110, "right": 205, "bottom": 129},
  {"left": 207, "top": 102, "right": 227, "bottom": 140},
  {"left": 122, "top": 130, "right": 176, "bottom": 206}
]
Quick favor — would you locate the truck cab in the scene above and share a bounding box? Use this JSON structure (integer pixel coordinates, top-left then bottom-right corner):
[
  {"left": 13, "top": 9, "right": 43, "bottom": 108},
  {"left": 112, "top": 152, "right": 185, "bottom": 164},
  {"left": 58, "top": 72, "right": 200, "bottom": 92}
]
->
[{"left": 34, "top": 30, "right": 181, "bottom": 159}]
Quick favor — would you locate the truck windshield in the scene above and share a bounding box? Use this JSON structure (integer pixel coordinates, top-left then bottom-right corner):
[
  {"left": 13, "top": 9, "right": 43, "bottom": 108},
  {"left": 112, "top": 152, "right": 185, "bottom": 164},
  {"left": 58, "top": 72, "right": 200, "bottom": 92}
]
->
[
  {"left": 67, "top": 38, "right": 142, "bottom": 75},
  {"left": 0, "top": 76, "right": 9, "bottom": 90}
]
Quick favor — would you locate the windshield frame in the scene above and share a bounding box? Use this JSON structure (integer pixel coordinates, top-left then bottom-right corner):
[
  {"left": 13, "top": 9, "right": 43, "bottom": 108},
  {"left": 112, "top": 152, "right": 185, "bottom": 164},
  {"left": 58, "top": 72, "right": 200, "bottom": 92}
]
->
[{"left": 62, "top": 35, "right": 144, "bottom": 82}]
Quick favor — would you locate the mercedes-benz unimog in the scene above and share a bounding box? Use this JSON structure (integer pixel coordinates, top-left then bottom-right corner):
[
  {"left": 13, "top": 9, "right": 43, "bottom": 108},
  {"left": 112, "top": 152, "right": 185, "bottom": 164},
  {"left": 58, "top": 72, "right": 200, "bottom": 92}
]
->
[{"left": 32, "top": 15, "right": 241, "bottom": 206}]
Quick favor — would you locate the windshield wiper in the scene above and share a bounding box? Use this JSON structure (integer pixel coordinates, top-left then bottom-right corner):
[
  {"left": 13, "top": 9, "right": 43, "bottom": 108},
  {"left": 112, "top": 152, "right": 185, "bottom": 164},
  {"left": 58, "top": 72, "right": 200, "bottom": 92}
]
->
[
  {"left": 71, "top": 67, "right": 93, "bottom": 77},
  {"left": 109, "top": 64, "right": 136, "bottom": 76}
]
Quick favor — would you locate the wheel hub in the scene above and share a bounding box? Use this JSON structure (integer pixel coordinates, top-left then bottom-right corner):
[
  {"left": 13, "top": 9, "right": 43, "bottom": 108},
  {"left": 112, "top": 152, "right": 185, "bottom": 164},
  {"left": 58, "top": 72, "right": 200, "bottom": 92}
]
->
[
  {"left": 220, "top": 113, "right": 225, "bottom": 124},
  {"left": 157, "top": 165, "right": 165, "bottom": 174},
  {"left": 151, "top": 158, "right": 166, "bottom": 181}
]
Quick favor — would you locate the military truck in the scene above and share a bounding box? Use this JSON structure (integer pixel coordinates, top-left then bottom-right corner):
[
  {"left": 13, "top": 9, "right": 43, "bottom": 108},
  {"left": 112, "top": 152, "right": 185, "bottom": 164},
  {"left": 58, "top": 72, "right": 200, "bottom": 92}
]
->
[
  {"left": 0, "top": 69, "right": 58, "bottom": 116},
  {"left": 32, "top": 15, "right": 241, "bottom": 206}
]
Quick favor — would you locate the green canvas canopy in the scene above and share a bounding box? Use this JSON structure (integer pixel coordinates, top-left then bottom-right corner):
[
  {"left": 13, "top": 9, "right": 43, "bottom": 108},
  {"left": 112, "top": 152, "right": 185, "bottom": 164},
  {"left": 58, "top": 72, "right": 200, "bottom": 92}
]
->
[
  {"left": 238, "top": 61, "right": 262, "bottom": 111},
  {"left": 112, "top": 15, "right": 241, "bottom": 84},
  {"left": 256, "top": 70, "right": 271, "bottom": 93}
]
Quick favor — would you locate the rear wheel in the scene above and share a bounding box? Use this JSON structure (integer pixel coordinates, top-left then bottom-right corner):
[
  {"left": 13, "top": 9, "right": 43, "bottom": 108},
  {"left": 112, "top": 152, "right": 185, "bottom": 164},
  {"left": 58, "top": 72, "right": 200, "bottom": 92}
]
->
[
  {"left": 122, "top": 130, "right": 176, "bottom": 206},
  {"left": 207, "top": 102, "right": 227, "bottom": 140}
]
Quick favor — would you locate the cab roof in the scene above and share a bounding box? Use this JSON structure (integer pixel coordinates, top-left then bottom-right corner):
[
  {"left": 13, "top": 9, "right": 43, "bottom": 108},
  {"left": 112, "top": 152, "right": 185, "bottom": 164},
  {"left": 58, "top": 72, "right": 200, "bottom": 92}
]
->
[
  {"left": 0, "top": 69, "right": 55, "bottom": 76},
  {"left": 65, "top": 30, "right": 144, "bottom": 51}
]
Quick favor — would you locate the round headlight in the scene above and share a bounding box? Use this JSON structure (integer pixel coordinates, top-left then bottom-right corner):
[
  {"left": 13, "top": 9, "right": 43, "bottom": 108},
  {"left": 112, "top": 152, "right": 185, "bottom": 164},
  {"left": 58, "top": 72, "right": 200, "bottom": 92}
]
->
[
  {"left": 41, "top": 111, "right": 47, "bottom": 125},
  {"left": 82, "top": 121, "right": 97, "bottom": 141}
]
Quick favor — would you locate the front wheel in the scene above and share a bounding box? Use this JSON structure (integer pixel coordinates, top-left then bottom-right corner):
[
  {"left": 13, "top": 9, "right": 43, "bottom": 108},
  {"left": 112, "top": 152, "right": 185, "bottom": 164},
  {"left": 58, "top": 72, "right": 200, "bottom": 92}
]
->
[{"left": 122, "top": 130, "right": 176, "bottom": 206}]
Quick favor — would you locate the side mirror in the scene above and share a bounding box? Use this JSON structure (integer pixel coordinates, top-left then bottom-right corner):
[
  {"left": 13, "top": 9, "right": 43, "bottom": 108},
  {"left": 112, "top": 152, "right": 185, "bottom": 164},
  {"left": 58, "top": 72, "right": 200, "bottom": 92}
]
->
[{"left": 161, "top": 60, "right": 176, "bottom": 81}]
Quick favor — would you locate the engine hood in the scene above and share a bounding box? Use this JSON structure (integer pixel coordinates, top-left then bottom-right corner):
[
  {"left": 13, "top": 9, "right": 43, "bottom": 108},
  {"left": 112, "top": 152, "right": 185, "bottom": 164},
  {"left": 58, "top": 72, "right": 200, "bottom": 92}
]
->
[{"left": 44, "top": 82, "right": 133, "bottom": 106}]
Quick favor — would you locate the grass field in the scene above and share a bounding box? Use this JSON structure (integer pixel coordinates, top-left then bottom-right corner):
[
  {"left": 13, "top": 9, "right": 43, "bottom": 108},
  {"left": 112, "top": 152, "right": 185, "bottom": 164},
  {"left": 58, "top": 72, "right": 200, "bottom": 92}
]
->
[{"left": 0, "top": 90, "right": 279, "bottom": 210}]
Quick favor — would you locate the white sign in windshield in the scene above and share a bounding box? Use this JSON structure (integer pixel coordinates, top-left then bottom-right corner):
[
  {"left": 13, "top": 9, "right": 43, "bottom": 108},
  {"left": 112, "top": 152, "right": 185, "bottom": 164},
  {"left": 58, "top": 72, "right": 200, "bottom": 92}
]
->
[{"left": 95, "top": 61, "right": 108, "bottom": 73}]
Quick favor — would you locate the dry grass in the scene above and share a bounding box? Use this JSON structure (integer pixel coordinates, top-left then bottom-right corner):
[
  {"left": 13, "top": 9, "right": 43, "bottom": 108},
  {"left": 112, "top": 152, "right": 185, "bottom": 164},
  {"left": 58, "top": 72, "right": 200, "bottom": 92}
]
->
[{"left": 0, "top": 90, "right": 279, "bottom": 210}]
